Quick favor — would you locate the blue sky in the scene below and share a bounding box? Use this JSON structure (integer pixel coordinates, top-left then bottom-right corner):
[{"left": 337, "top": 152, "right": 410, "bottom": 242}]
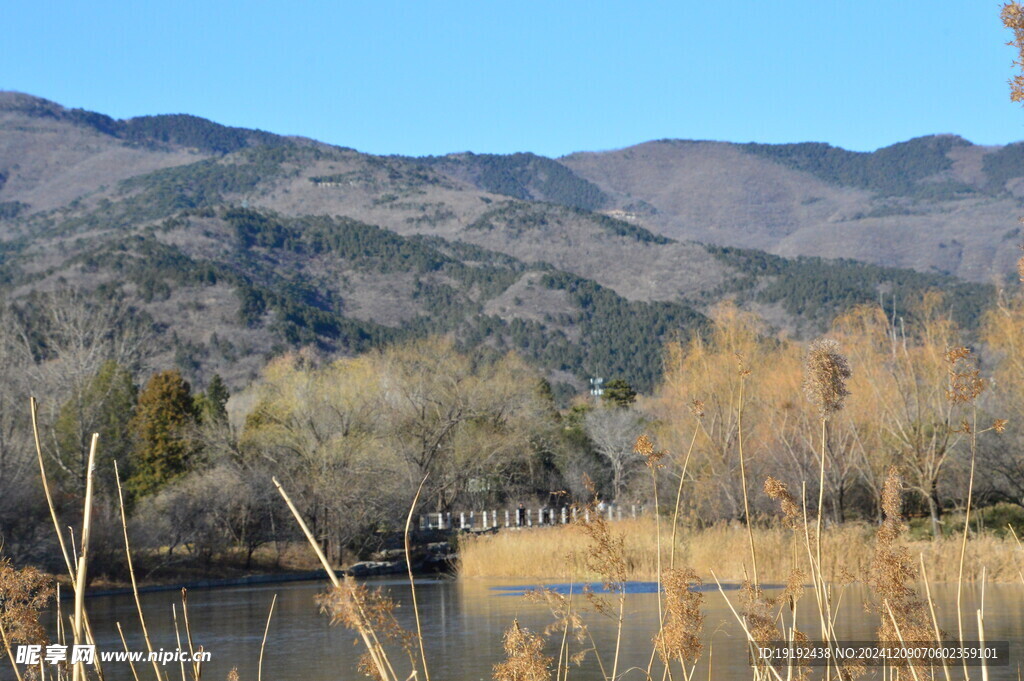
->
[{"left": 4, "top": 1, "right": 1024, "bottom": 157}]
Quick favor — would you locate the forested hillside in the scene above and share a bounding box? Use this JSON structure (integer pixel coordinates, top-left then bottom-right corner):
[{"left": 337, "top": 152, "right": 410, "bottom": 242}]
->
[
  {"left": 560, "top": 136, "right": 1024, "bottom": 282},
  {"left": 415, "top": 152, "right": 609, "bottom": 210},
  {"left": 0, "top": 91, "right": 1006, "bottom": 394}
]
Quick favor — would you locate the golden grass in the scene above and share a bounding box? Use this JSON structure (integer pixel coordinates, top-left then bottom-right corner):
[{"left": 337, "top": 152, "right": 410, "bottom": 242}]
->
[{"left": 458, "top": 517, "right": 1024, "bottom": 583}]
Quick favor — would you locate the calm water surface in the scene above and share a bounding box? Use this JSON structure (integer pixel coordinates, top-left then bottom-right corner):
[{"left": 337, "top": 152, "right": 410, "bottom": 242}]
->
[{"left": 15, "top": 578, "right": 1023, "bottom": 680}]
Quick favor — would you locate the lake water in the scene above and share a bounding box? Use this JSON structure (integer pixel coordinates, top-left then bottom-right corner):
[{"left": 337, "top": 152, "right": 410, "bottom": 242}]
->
[{"left": 11, "top": 578, "right": 1022, "bottom": 680}]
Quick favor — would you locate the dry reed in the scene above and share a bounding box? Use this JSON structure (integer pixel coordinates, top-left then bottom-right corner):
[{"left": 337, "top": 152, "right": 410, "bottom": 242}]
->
[
  {"left": 274, "top": 476, "right": 417, "bottom": 681},
  {"left": 458, "top": 517, "right": 1024, "bottom": 583},
  {"left": 569, "top": 480, "right": 630, "bottom": 681},
  {"left": 1004, "top": 2, "right": 1024, "bottom": 102},
  {"left": 523, "top": 586, "right": 591, "bottom": 675},
  {"left": 802, "top": 339, "right": 852, "bottom": 419},
  {"left": 0, "top": 560, "right": 52, "bottom": 649},
  {"left": 868, "top": 467, "right": 937, "bottom": 670},
  {"left": 653, "top": 568, "right": 703, "bottom": 666},
  {"left": 493, "top": 620, "right": 552, "bottom": 681}
]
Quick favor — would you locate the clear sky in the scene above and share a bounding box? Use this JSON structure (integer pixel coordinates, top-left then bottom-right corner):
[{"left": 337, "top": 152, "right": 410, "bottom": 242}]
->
[{"left": 5, "top": 1, "right": 1024, "bottom": 157}]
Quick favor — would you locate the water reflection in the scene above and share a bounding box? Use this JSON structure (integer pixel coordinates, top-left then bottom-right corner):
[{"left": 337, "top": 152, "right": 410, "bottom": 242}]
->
[
  {"left": 13, "top": 578, "right": 1021, "bottom": 681},
  {"left": 490, "top": 581, "right": 749, "bottom": 596}
]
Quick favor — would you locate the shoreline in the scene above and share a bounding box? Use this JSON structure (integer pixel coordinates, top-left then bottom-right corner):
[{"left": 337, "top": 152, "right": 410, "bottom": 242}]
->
[
  {"left": 65, "top": 548, "right": 457, "bottom": 599},
  {"left": 67, "top": 569, "right": 337, "bottom": 599}
]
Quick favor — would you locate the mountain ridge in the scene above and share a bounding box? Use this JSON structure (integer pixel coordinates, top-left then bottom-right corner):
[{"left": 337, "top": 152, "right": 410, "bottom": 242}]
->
[{"left": 0, "top": 92, "right": 1005, "bottom": 394}]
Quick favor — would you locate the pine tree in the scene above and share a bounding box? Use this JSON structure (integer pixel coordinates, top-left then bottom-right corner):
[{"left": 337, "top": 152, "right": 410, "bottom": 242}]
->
[
  {"left": 601, "top": 378, "right": 637, "bottom": 408},
  {"left": 197, "top": 373, "right": 230, "bottom": 423},
  {"left": 126, "top": 370, "right": 200, "bottom": 499},
  {"left": 53, "top": 359, "right": 137, "bottom": 494}
]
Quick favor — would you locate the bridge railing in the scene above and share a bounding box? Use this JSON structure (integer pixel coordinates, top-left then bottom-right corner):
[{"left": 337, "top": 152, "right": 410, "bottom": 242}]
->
[{"left": 417, "top": 504, "right": 647, "bottom": 531}]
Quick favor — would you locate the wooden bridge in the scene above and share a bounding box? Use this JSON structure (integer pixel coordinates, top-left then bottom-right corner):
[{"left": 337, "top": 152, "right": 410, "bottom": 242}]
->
[{"left": 417, "top": 504, "right": 647, "bottom": 532}]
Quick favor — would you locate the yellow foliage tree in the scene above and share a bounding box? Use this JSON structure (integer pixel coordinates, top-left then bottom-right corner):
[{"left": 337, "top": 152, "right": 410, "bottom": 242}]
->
[{"left": 834, "top": 294, "right": 967, "bottom": 535}]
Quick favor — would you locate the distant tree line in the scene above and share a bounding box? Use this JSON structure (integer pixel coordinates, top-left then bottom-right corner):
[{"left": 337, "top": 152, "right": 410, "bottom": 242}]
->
[
  {"left": 741, "top": 135, "right": 974, "bottom": 197},
  {"left": 58, "top": 108, "right": 291, "bottom": 154},
  {"left": 0, "top": 292, "right": 631, "bottom": 574},
  {"left": 417, "top": 153, "right": 609, "bottom": 211},
  {"left": 3, "top": 287, "right": 1024, "bottom": 580},
  {"left": 707, "top": 245, "right": 995, "bottom": 330}
]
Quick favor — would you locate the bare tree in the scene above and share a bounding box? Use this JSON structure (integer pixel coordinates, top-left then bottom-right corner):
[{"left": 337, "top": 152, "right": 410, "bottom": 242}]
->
[
  {"left": 376, "top": 337, "right": 547, "bottom": 511},
  {"left": 584, "top": 406, "right": 646, "bottom": 502},
  {"left": 20, "top": 288, "right": 151, "bottom": 493},
  {"left": 836, "top": 298, "right": 967, "bottom": 536},
  {"left": 241, "top": 353, "right": 402, "bottom": 564},
  {"left": 0, "top": 300, "right": 49, "bottom": 557}
]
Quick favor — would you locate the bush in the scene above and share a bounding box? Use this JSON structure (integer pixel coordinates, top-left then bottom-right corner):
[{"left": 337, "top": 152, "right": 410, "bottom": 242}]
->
[{"left": 974, "top": 502, "right": 1024, "bottom": 538}]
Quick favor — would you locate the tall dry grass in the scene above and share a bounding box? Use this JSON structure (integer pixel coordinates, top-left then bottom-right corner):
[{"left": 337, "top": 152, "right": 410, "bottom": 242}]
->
[{"left": 458, "top": 518, "right": 1024, "bottom": 583}]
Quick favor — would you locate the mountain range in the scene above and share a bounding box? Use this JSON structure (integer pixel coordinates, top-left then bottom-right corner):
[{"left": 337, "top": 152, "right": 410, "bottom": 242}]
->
[{"left": 0, "top": 91, "right": 1014, "bottom": 394}]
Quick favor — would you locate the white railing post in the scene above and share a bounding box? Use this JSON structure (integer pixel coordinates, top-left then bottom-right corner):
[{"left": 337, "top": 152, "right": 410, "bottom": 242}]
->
[
  {"left": 505, "top": 509, "right": 510, "bottom": 527},
  {"left": 561, "top": 507, "right": 567, "bottom": 524},
  {"left": 460, "top": 512, "right": 466, "bottom": 530},
  {"left": 527, "top": 509, "right": 533, "bottom": 527}
]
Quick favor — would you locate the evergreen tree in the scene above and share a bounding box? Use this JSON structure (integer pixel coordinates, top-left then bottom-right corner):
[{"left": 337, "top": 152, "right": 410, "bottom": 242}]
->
[
  {"left": 126, "top": 370, "right": 200, "bottom": 499},
  {"left": 601, "top": 378, "right": 637, "bottom": 408},
  {"left": 197, "top": 373, "right": 230, "bottom": 423},
  {"left": 53, "top": 360, "right": 137, "bottom": 494}
]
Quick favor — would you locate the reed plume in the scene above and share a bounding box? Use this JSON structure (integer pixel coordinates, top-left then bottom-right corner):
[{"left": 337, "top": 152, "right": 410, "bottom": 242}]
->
[
  {"left": 317, "top": 579, "right": 416, "bottom": 656},
  {"left": 802, "top": 338, "right": 851, "bottom": 419},
  {"left": 0, "top": 559, "right": 52, "bottom": 650},
  {"left": 572, "top": 475, "right": 629, "bottom": 681},
  {"left": 764, "top": 476, "right": 801, "bottom": 530},
  {"left": 1006, "top": 3, "right": 1024, "bottom": 101},
  {"left": 653, "top": 568, "right": 704, "bottom": 665},
  {"left": 493, "top": 620, "right": 552, "bottom": 681},
  {"left": 869, "top": 467, "right": 937, "bottom": 647},
  {"left": 525, "top": 587, "right": 588, "bottom": 646},
  {"left": 739, "top": 580, "right": 779, "bottom": 647},
  {"left": 573, "top": 478, "right": 628, "bottom": 590},
  {"left": 634, "top": 434, "right": 665, "bottom": 468},
  {"left": 945, "top": 346, "right": 985, "bottom": 405}
]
